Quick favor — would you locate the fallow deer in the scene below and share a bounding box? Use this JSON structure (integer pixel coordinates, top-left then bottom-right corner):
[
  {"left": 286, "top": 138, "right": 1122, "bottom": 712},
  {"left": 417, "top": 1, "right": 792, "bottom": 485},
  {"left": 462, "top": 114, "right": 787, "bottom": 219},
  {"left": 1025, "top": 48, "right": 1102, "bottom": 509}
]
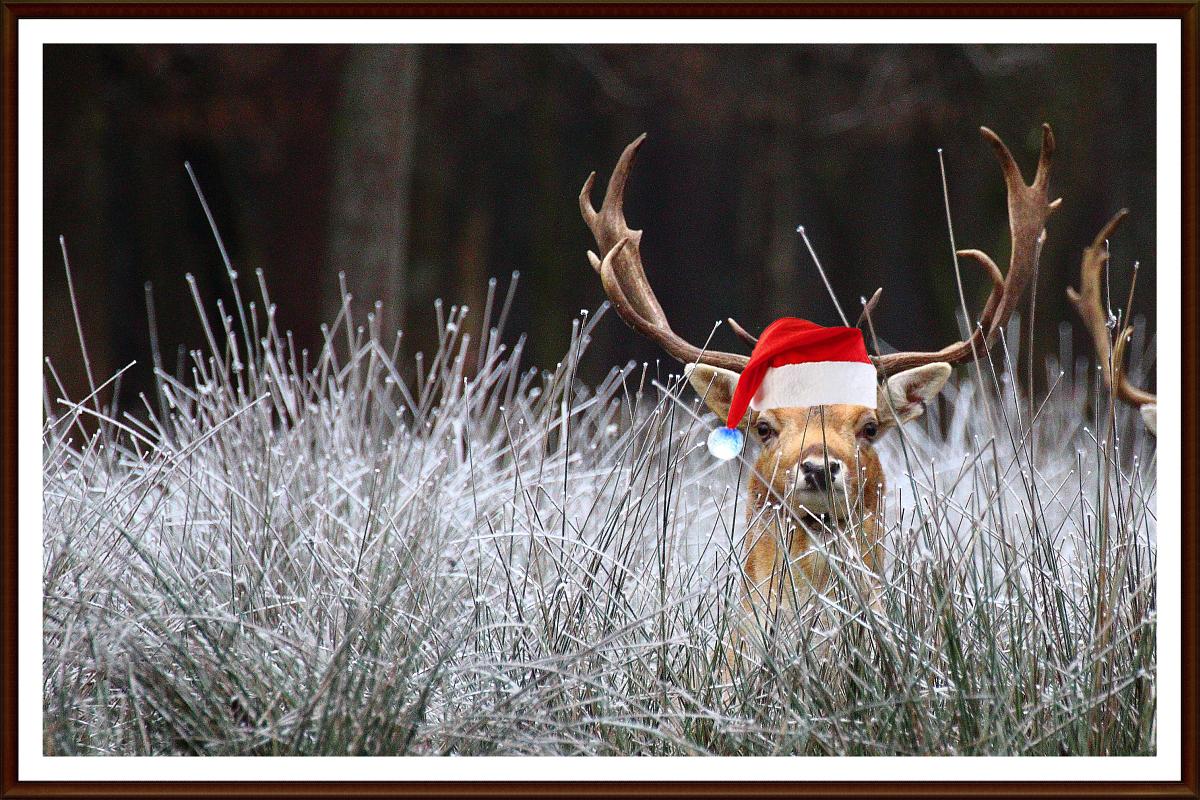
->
[
  {"left": 580, "top": 126, "right": 1060, "bottom": 646},
  {"left": 1068, "top": 209, "right": 1158, "bottom": 435}
]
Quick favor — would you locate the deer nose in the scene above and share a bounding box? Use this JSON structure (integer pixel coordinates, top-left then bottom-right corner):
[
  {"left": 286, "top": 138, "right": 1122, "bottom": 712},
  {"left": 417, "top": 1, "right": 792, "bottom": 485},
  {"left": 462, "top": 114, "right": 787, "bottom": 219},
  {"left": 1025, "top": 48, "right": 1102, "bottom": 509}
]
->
[{"left": 800, "top": 458, "right": 842, "bottom": 491}]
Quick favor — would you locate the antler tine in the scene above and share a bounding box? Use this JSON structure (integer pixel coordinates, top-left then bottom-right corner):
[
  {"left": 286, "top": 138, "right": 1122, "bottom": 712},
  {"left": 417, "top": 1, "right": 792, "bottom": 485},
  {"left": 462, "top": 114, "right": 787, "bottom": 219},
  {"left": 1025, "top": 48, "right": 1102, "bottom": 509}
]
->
[
  {"left": 581, "top": 135, "right": 750, "bottom": 372},
  {"left": 855, "top": 287, "right": 884, "bottom": 328},
  {"left": 873, "top": 125, "right": 1061, "bottom": 376},
  {"left": 1067, "top": 209, "right": 1157, "bottom": 409},
  {"left": 727, "top": 317, "right": 759, "bottom": 347}
]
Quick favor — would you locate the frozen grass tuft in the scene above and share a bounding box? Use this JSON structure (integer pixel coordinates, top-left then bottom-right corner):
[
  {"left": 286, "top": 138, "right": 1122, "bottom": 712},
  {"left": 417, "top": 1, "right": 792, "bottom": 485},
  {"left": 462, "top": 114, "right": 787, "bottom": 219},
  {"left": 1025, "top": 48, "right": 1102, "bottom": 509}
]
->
[{"left": 43, "top": 267, "right": 1155, "bottom": 756}]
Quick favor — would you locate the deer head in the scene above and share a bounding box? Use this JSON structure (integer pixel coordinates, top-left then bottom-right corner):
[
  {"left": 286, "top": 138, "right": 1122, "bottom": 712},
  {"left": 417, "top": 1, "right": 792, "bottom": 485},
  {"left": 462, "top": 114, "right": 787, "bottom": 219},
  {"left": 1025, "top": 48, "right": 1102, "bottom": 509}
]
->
[
  {"left": 683, "top": 360, "right": 949, "bottom": 524},
  {"left": 580, "top": 127, "right": 1060, "bottom": 612}
]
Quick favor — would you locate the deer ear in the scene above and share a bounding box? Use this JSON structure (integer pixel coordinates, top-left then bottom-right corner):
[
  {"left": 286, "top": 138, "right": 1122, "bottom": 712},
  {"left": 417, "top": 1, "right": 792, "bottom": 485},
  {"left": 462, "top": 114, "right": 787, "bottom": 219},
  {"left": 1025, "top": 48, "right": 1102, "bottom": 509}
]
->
[
  {"left": 1140, "top": 404, "right": 1157, "bottom": 436},
  {"left": 878, "top": 363, "right": 951, "bottom": 429},
  {"left": 685, "top": 364, "right": 742, "bottom": 424}
]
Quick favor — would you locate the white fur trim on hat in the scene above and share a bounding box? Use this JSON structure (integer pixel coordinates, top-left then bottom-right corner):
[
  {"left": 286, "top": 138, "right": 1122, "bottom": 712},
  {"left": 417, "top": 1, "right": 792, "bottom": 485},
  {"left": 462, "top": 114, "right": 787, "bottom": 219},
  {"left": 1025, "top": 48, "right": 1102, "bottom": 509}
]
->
[{"left": 750, "top": 361, "right": 877, "bottom": 410}]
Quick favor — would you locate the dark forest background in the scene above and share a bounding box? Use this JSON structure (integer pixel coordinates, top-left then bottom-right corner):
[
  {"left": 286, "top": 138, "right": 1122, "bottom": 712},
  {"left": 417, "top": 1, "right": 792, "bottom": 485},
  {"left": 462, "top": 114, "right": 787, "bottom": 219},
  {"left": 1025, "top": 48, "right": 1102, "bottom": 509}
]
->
[{"left": 43, "top": 44, "right": 1157, "bottom": 410}]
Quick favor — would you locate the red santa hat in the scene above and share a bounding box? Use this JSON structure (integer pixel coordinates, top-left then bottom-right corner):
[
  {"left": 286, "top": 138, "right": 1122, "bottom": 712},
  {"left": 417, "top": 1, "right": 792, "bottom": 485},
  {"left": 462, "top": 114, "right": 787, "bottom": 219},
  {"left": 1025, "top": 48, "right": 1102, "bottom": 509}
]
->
[{"left": 706, "top": 318, "right": 876, "bottom": 459}]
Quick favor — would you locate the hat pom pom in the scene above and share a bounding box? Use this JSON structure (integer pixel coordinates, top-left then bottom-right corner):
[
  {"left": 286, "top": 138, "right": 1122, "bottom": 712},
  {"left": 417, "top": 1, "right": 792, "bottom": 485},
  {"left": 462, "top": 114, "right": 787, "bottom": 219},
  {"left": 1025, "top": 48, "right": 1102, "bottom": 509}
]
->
[{"left": 707, "top": 426, "right": 744, "bottom": 460}]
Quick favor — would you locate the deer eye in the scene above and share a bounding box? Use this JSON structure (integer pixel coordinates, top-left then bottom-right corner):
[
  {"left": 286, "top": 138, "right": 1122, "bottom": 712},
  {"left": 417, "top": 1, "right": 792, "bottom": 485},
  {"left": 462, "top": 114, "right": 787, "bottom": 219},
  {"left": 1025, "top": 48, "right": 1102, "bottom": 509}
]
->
[
  {"left": 861, "top": 420, "right": 879, "bottom": 440},
  {"left": 756, "top": 420, "right": 776, "bottom": 441}
]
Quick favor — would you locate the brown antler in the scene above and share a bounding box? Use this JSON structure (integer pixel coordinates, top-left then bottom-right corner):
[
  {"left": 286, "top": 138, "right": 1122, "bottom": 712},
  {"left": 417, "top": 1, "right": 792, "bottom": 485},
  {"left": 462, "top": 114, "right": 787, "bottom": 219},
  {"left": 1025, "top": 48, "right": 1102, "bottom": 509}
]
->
[
  {"left": 580, "top": 135, "right": 750, "bottom": 372},
  {"left": 872, "top": 124, "right": 1062, "bottom": 375},
  {"left": 1067, "top": 209, "right": 1157, "bottom": 412}
]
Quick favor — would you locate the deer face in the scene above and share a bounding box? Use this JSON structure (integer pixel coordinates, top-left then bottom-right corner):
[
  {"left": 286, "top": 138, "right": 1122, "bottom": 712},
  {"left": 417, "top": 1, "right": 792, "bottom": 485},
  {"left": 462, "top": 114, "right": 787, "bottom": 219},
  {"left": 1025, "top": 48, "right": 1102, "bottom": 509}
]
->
[
  {"left": 687, "top": 363, "right": 950, "bottom": 523},
  {"left": 747, "top": 403, "right": 884, "bottom": 520}
]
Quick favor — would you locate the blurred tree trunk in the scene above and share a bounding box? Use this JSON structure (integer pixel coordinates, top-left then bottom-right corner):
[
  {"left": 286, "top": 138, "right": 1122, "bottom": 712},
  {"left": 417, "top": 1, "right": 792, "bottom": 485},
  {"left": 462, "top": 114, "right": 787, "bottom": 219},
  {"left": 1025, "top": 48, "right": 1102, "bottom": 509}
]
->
[
  {"left": 762, "top": 143, "right": 804, "bottom": 325},
  {"left": 325, "top": 45, "right": 421, "bottom": 339}
]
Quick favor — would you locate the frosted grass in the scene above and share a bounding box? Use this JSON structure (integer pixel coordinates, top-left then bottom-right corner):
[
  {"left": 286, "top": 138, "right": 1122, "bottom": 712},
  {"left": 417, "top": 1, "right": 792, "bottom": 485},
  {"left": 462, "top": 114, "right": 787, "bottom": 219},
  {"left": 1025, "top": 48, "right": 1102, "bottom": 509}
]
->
[{"left": 43, "top": 267, "right": 1156, "bottom": 756}]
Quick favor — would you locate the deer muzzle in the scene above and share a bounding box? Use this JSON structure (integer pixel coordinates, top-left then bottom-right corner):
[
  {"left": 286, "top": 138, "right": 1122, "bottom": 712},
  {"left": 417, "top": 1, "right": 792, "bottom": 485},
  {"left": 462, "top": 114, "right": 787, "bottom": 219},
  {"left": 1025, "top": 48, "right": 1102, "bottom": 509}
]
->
[{"left": 800, "top": 456, "right": 843, "bottom": 492}]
